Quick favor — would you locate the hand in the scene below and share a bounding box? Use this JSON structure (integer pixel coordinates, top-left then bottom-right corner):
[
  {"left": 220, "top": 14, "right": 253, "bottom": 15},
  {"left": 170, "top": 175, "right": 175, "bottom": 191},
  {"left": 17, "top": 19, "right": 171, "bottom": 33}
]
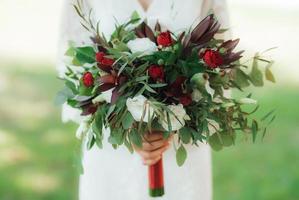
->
[{"left": 134, "top": 131, "right": 172, "bottom": 166}]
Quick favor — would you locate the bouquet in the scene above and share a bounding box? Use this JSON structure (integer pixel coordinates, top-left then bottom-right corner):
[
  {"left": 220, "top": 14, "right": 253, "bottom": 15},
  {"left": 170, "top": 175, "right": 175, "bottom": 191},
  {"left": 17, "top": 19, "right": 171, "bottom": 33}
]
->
[{"left": 57, "top": 1, "right": 276, "bottom": 197}]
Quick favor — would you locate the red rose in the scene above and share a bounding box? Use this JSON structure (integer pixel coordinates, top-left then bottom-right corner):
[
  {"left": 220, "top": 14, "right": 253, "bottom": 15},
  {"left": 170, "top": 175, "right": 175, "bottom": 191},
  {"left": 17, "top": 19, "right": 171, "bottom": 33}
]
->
[
  {"left": 82, "top": 72, "right": 94, "bottom": 87},
  {"left": 179, "top": 94, "right": 192, "bottom": 106},
  {"left": 202, "top": 49, "right": 223, "bottom": 69},
  {"left": 148, "top": 65, "right": 165, "bottom": 81},
  {"left": 96, "top": 52, "right": 115, "bottom": 66},
  {"left": 157, "top": 31, "right": 173, "bottom": 47}
]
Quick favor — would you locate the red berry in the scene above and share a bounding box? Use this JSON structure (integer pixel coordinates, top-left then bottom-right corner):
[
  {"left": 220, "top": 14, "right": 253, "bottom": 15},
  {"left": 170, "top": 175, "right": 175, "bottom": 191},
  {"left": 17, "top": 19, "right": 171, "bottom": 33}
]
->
[
  {"left": 157, "top": 31, "right": 173, "bottom": 47},
  {"left": 82, "top": 72, "right": 94, "bottom": 87},
  {"left": 179, "top": 94, "right": 192, "bottom": 106},
  {"left": 202, "top": 49, "right": 223, "bottom": 69},
  {"left": 148, "top": 65, "right": 164, "bottom": 81}
]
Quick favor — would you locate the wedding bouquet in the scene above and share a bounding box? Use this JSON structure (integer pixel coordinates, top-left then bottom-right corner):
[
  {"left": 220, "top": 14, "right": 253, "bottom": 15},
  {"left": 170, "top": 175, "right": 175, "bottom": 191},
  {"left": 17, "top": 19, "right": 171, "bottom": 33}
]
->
[{"left": 57, "top": 1, "right": 276, "bottom": 197}]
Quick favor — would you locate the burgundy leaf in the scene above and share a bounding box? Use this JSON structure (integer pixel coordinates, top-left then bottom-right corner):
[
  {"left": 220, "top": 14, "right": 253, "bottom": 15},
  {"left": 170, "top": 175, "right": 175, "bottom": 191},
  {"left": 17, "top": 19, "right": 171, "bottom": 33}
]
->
[
  {"left": 219, "top": 39, "right": 240, "bottom": 52},
  {"left": 178, "top": 31, "right": 186, "bottom": 43},
  {"left": 155, "top": 21, "right": 161, "bottom": 32},
  {"left": 144, "top": 23, "right": 156, "bottom": 42},
  {"left": 190, "top": 15, "right": 212, "bottom": 43},
  {"left": 111, "top": 88, "right": 121, "bottom": 104},
  {"left": 98, "top": 63, "right": 113, "bottom": 73},
  {"left": 117, "top": 76, "right": 127, "bottom": 86},
  {"left": 81, "top": 104, "right": 98, "bottom": 116},
  {"left": 98, "top": 75, "right": 116, "bottom": 85},
  {"left": 135, "top": 23, "right": 146, "bottom": 38},
  {"left": 77, "top": 99, "right": 93, "bottom": 107},
  {"left": 99, "top": 84, "right": 115, "bottom": 92},
  {"left": 182, "top": 34, "right": 192, "bottom": 49},
  {"left": 223, "top": 50, "right": 244, "bottom": 65}
]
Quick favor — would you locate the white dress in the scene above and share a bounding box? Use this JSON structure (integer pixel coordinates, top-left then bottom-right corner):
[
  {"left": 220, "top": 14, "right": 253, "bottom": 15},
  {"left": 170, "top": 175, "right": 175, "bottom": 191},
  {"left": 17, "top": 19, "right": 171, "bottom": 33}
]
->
[{"left": 58, "top": 0, "right": 230, "bottom": 199}]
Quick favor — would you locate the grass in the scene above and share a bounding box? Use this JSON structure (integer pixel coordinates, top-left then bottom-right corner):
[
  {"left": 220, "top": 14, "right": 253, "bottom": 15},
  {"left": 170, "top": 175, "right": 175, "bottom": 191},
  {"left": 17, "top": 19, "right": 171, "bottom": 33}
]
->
[{"left": 0, "top": 62, "right": 299, "bottom": 200}]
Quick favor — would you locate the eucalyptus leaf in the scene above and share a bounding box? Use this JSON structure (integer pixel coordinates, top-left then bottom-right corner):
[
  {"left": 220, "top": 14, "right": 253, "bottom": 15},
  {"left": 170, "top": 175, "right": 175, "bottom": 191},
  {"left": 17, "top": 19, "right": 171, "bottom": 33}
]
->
[
  {"left": 234, "top": 68, "right": 250, "bottom": 88},
  {"left": 129, "top": 129, "right": 143, "bottom": 148},
  {"left": 179, "top": 127, "right": 192, "bottom": 144},
  {"left": 250, "top": 57, "right": 264, "bottom": 87},
  {"left": 75, "top": 46, "right": 96, "bottom": 64},
  {"left": 122, "top": 112, "right": 134, "bottom": 129},
  {"left": 208, "top": 134, "right": 223, "bottom": 151},
  {"left": 176, "top": 145, "right": 187, "bottom": 167},
  {"left": 265, "top": 62, "right": 276, "bottom": 83}
]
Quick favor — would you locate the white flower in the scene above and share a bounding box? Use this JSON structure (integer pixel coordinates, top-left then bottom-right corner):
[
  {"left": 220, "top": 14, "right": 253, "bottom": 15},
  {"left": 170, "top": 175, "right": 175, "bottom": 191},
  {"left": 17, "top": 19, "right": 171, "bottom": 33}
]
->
[
  {"left": 191, "top": 89, "right": 203, "bottom": 102},
  {"left": 238, "top": 98, "right": 258, "bottom": 105},
  {"left": 127, "top": 38, "right": 158, "bottom": 56},
  {"left": 126, "top": 95, "right": 154, "bottom": 122},
  {"left": 160, "top": 104, "right": 190, "bottom": 131},
  {"left": 92, "top": 88, "right": 114, "bottom": 104}
]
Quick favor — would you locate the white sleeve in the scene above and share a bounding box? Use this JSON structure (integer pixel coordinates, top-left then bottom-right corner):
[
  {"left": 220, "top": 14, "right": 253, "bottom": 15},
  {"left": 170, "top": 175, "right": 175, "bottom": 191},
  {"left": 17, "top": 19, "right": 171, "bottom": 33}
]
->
[{"left": 57, "top": 0, "right": 93, "bottom": 124}]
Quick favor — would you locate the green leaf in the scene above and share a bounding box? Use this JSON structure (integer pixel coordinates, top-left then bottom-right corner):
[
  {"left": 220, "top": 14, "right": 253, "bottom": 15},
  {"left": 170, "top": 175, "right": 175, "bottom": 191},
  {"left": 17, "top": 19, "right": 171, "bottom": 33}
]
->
[
  {"left": 234, "top": 68, "right": 250, "bottom": 88},
  {"left": 75, "top": 46, "right": 96, "bottom": 64},
  {"left": 124, "top": 137, "right": 134, "bottom": 153},
  {"left": 261, "top": 109, "right": 275, "bottom": 121},
  {"left": 182, "top": 62, "right": 205, "bottom": 77},
  {"left": 130, "top": 11, "right": 141, "bottom": 24},
  {"left": 87, "top": 135, "right": 96, "bottom": 150},
  {"left": 250, "top": 57, "right": 264, "bottom": 87},
  {"left": 65, "top": 80, "right": 77, "bottom": 94},
  {"left": 122, "top": 112, "right": 134, "bottom": 129},
  {"left": 55, "top": 87, "right": 74, "bottom": 105},
  {"left": 65, "top": 47, "right": 76, "bottom": 56},
  {"left": 108, "top": 129, "right": 124, "bottom": 145},
  {"left": 179, "top": 127, "right": 192, "bottom": 144},
  {"left": 252, "top": 120, "right": 258, "bottom": 142},
  {"left": 129, "top": 129, "right": 143, "bottom": 148},
  {"left": 176, "top": 145, "right": 187, "bottom": 167},
  {"left": 265, "top": 62, "right": 276, "bottom": 83},
  {"left": 79, "top": 80, "right": 93, "bottom": 96},
  {"left": 72, "top": 57, "right": 81, "bottom": 66},
  {"left": 208, "top": 134, "right": 223, "bottom": 151}
]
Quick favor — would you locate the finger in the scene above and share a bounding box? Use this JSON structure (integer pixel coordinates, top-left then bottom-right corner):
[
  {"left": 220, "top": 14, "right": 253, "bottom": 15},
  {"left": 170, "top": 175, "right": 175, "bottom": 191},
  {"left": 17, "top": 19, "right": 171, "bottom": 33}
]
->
[
  {"left": 144, "top": 133, "right": 164, "bottom": 142},
  {"left": 143, "top": 155, "right": 162, "bottom": 166},
  {"left": 138, "top": 144, "right": 169, "bottom": 160},
  {"left": 142, "top": 140, "right": 169, "bottom": 151}
]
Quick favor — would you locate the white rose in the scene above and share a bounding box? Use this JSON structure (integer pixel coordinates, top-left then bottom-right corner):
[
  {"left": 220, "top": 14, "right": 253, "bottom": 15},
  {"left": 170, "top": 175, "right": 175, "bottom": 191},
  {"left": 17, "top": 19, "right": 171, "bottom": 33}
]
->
[
  {"left": 127, "top": 38, "right": 158, "bottom": 56},
  {"left": 238, "top": 98, "right": 258, "bottom": 105},
  {"left": 160, "top": 104, "right": 190, "bottom": 131},
  {"left": 92, "top": 88, "right": 114, "bottom": 104},
  {"left": 191, "top": 89, "right": 203, "bottom": 102},
  {"left": 126, "top": 95, "right": 154, "bottom": 122}
]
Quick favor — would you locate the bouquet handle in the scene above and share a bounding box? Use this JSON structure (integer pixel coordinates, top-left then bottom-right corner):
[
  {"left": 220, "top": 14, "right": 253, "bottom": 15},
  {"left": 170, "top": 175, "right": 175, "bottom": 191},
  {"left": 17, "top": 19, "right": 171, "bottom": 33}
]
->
[{"left": 148, "top": 156, "right": 165, "bottom": 197}]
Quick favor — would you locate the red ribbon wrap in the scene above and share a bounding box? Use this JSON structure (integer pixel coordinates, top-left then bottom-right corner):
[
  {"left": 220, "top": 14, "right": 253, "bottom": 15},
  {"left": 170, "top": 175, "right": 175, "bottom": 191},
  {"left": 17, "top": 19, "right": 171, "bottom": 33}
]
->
[{"left": 148, "top": 157, "right": 164, "bottom": 189}]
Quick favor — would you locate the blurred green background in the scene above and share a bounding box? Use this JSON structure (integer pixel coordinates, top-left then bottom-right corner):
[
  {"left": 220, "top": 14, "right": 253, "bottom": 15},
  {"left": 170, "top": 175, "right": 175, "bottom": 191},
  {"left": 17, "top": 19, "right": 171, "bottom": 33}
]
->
[{"left": 0, "top": 0, "right": 298, "bottom": 199}]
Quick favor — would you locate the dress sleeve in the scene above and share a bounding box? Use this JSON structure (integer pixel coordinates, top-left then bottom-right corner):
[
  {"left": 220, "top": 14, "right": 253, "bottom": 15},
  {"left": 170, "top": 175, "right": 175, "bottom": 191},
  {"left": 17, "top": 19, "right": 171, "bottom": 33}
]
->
[
  {"left": 57, "top": 0, "right": 92, "bottom": 124},
  {"left": 200, "top": 0, "right": 231, "bottom": 40}
]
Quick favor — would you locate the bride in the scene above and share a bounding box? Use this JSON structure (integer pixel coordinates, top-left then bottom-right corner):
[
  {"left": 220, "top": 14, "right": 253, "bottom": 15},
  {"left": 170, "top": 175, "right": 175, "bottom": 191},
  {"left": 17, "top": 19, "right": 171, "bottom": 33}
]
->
[{"left": 58, "top": 0, "right": 230, "bottom": 199}]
